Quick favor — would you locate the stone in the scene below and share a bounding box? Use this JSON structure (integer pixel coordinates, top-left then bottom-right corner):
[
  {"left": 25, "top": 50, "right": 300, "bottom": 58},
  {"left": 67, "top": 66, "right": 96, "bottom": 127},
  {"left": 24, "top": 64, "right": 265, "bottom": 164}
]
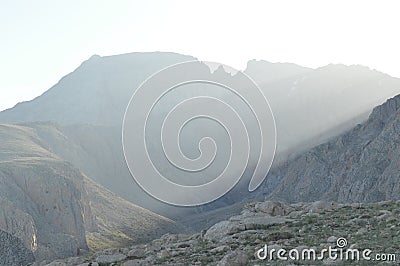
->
[
  {"left": 45, "top": 262, "right": 67, "bottom": 266},
  {"left": 308, "top": 201, "right": 338, "bottom": 213},
  {"left": 254, "top": 201, "right": 293, "bottom": 216},
  {"left": 217, "top": 250, "right": 249, "bottom": 266},
  {"left": 295, "top": 245, "right": 309, "bottom": 252},
  {"left": 127, "top": 248, "right": 145, "bottom": 259},
  {"left": 241, "top": 216, "right": 290, "bottom": 230},
  {"left": 210, "top": 245, "right": 230, "bottom": 254},
  {"left": 327, "top": 236, "right": 337, "bottom": 243},
  {"left": 204, "top": 221, "right": 245, "bottom": 241},
  {"left": 96, "top": 254, "right": 127, "bottom": 264},
  {"left": 122, "top": 260, "right": 142, "bottom": 266},
  {"left": 157, "top": 250, "right": 170, "bottom": 259},
  {"left": 356, "top": 227, "right": 368, "bottom": 235}
]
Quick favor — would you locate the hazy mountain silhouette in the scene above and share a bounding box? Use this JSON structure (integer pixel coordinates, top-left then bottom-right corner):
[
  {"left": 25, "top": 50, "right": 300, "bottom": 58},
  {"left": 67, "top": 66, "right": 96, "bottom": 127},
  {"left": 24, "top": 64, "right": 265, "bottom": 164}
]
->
[
  {"left": 0, "top": 52, "right": 196, "bottom": 125},
  {"left": 246, "top": 61, "right": 400, "bottom": 162},
  {"left": 1, "top": 51, "right": 400, "bottom": 225},
  {"left": 244, "top": 59, "right": 312, "bottom": 84}
]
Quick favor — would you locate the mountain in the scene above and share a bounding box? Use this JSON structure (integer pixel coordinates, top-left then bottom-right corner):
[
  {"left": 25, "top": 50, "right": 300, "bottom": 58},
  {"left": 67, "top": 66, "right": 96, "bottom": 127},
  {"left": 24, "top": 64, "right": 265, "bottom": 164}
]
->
[
  {"left": 263, "top": 93, "right": 400, "bottom": 203},
  {"left": 2, "top": 52, "right": 400, "bottom": 264},
  {"left": 244, "top": 59, "right": 312, "bottom": 84},
  {"left": 2, "top": 54, "right": 398, "bottom": 161},
  {"left": 0, "top": 52, "right": 196, "bottom": 126},
  {"left": 247, "top": 62, "right": 400, "bottom": 162},
  {"left": 19, "top": 122, "right": 196, "bottom": 219},
  {"left": 0, "top": 124, "right": 90, "bottom": 261},
  {"left": 0, "top": 123, "right": 183, "bottom": 263},
  {"left": 1, "top": 52, "right": 400, "bottom": 222}
]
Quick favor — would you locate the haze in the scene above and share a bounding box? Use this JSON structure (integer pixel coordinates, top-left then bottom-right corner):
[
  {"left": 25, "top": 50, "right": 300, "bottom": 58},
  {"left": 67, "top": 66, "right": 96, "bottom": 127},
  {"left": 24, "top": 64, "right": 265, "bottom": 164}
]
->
[{"left": 1, "top": 0, "right": 399, "bottom": 111}]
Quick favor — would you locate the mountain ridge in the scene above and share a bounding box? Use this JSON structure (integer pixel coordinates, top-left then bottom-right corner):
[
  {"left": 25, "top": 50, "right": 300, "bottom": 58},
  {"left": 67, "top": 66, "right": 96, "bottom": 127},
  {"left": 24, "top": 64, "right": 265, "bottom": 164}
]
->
[
  {"left": 0, "top": 122, "right": 184, "bottom": 263},
  {"left": 2, "top": 51, "right": 400, "bottom": 221},
  {"left": 262, "top": 93, "right": 400, "bottom": 203}
]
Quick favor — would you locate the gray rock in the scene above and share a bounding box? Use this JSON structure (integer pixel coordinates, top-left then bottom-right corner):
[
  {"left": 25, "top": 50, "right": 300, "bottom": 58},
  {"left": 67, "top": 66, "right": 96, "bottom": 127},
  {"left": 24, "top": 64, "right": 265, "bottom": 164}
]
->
[
  {"left": 204, "top": 221, "right": 245, "bottom": 241},
  {"left": 102, "top": 248, "right": 120, "bottom": 255},
  {"left": 356, "top": 227, "right": 368, "bottom": 235},
  {"left": 157, "top": 250, "right": 170, "bottom": 259},
  {"left": 295, "top": 245, "right": 309, "bottom": 252},
  {"left": 0, "top": 229, "right": 35, "bottom": 266},
  {"left": 127, "top": 248, "right": 145, "bottom": 259},
  {"left": 45, "top": 262, "right": 67, "bottom": 266},
  {"left": 122, "top": 260, "right": 142, "bottom": 266},
  {"left": 241, "top": 216, "right": 290, "bottom": 230},
  {"left": 210, "top": 245, "right": 230, "bottom": 254},
  {"left": 217, "top": 250, "right": 249, "bottom": 266},
  {"left": 96, "top": 254, "right": 127, "bottom": 264},
  {"left": 254, "top": 201, "right": 293, "bottom": 216},
  {"left": 323, "top": 258, "right": 340, "bottom": 265},
  {"left": 327, "top": 236, "right": 337, "bottom": 243},
  {"left": 205, "top": 216, "right": 290, "bottom": 242},
  {"left": 308, "top": 201, "right": 338, "bottom": 213},
  {"left": 65, "top": 257, "right": 86, "bottom": 265}
]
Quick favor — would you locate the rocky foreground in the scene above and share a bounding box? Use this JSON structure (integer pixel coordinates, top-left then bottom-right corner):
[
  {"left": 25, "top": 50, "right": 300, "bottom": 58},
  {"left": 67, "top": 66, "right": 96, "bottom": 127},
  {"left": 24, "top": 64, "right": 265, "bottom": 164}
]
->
[{"left": 39, "top": 200, "right": 400, "bottom": 266}]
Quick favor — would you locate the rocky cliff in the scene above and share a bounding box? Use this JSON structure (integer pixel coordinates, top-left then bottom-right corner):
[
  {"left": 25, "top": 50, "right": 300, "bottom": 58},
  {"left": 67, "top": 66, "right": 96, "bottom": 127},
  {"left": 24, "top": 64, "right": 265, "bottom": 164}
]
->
[
  {"left": 0, "top": 229, "right": 35, "bottom": 266},
  {"left": 0, "top": 123, "right": 183, "bottom": 264},
  {"left": 0, "top": 124, "right": 90, "bottom": 261},
  {"left": 263, "top": 94, "right": 400, "bottom": 203}
]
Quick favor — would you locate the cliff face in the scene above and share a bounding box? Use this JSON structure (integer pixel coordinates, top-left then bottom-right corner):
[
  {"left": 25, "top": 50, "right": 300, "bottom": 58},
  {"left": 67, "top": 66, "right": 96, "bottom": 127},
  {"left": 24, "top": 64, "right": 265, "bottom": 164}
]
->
[
  {"left": 0, "top": 124, "right": 91, "bottom": 260},
  {"left": 0, "top": 229, "right": 35, "bottom": 266},
  {"left": 247, "top": 63, "right": 400, "bottom": 162},
  {"left": 0, "top": 197, "right": 38, "bottom": 254},
  {"left": 264, "top": 94, "right": 400, "bottom": 203},
  {"left": 0, "top": 123, "right": 184, "bottom": 263}
]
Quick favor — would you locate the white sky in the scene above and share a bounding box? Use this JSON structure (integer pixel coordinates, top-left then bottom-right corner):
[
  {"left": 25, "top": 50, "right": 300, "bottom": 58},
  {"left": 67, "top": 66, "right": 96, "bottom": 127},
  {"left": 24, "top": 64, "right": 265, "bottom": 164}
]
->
[{"left": 1, "top": 0, "right": 399, "bottom": 111}]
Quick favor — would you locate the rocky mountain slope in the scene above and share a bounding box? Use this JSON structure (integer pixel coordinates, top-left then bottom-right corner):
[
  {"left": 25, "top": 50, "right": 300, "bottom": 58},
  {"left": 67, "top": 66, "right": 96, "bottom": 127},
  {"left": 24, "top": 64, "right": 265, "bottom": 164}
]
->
[
  {"left": 0, "top": 123, "right": 183, "bottom": 263},
  {"left": 2, "top": 55, "right": 398, "bottom": 163},
  {"left": 0, "top": 229, "right": 35, "bottom": 266},
  {"left": 40, "top": 200, "right": 400, "bottom": 265},
  {"left": 2, "top": 54, "right": 400, "bottom": 263},
  {"left": 247, "top": 61, "right": 400, "bottom": 161},
  {"left": 0, "top": 52, "right": 196, "bottom": 126},
  {"left": 2, "top": 53, "right": 399, "bottom": 221},
  {"left": 84, "top": 177, "right": 183, "bottom": 252},
  {"left": 262, "top": 93, "right": 400, "bottom": 203},
  {"left": 0, "top": 124, "right": 90, "bottom": 261}
]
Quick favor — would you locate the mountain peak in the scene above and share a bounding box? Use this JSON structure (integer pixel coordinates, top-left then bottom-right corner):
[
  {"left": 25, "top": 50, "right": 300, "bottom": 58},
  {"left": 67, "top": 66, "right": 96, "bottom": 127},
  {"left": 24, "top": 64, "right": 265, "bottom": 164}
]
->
[
  {"left": 0, "top": 52, "right": 196, "bottom": 126},
  {"left": 244, "top": 59, "right": 312, "bottom": 84},
  {"left": 88, "top": 54, "right": 102, "bottom": 61}
]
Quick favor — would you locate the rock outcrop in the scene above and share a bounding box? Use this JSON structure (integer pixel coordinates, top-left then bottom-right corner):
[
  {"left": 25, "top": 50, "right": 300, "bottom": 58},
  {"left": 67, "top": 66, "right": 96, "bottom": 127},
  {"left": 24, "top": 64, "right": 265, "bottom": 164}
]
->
[
  {"left": 0, "top": 229, "right": 35, "bottom": 266},
  {"left": 0, "top": 123, "right": 183, "bottom": 264},
  {"left": 0, "top": 124, "right": 90, "bottom": 261},
  {"left": 263, "top": 94, "right": 400, "bottom": 203},
  {"left": 41, "top": 200, "right": 400, "bottom": 265}
]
